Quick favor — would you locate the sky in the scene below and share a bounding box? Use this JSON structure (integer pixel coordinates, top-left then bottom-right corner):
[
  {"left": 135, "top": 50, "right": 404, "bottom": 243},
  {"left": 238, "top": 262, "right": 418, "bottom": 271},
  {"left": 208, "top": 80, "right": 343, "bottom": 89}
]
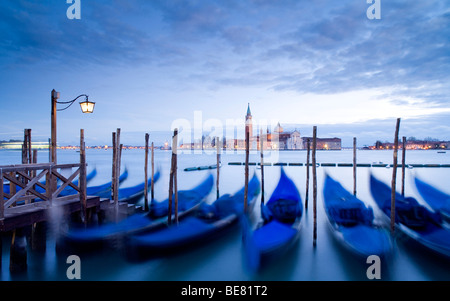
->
[{"left": 0, "top": 0, "right": 449, "bottom": 147}]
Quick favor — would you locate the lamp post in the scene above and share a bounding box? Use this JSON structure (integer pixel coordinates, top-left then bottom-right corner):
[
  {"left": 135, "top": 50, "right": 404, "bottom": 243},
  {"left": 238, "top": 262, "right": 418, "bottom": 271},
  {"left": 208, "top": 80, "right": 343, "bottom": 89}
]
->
[{"left": 50, "top": 89, "right": 95, "bottom": 164}]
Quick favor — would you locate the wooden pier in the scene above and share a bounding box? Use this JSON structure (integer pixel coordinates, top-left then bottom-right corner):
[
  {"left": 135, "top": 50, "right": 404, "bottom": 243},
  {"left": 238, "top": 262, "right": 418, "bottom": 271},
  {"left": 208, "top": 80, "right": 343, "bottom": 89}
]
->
[{"left": 0, "top": 161, "right": 105, "bottom": 272}]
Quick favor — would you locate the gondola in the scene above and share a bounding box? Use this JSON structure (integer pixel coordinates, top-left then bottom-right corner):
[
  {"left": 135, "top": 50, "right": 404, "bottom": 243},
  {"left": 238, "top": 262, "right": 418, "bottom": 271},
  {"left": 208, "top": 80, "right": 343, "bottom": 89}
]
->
[
  {"left": 242, "top": 167, "right": 303, "bottom": 272},
  {"left": 369, "top": 173, "right": 450, "bottom": 258},
  {"left": 322, "top": 173, "right": 393, "bottom": 258},
  {"left": 127, "top": 172, "right": 260, "bottom": 258},
  {"left": 59, "top": 168, "right": 129, "bottom": 197},
  {"left": 60, "top": 173, "right": 214, "bottom": 247},
  {"left": 414, "top": 176, "right": 450, "bottom": 223},
  {"left": 103, "top": 168, "right": 161, "bottom": 204}
]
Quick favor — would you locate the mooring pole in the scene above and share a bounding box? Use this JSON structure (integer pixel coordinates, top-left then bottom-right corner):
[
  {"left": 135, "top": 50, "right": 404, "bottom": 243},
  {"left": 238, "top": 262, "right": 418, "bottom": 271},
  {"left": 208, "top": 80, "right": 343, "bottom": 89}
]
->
[
  {"left": 174, "top": 129, "right": 178, "bottom": 225},
  {"left": 401, "top": 136, "right": 406, "bottom": 197},
  {"left": 305, "top": 138, "right": 310, "bottom": 210},
  {"left": 79, "top": 129, "right": 87, "bottom": 226},
  {"left": 353, "top": 137, "right": 357, "bottom": 196},
  {"left": 391, "top": 118, "right": 401, "bottom": 234},
  {"left": 260, "top": 128, "right": 265, "bottom": 207},
  {"left": 312, "top": 126, "right": 317, "bottom": 247},
  {"left": 244, "top": 126, "right": 250, "bottom": 213},
  {"left": 168, "top": 129, "right": 178, "bottom": 225},
  {"left": 151, "top": 141, "right": 155, "bottom": 202},
  {"left": 144, "top": 133, "right": 149, "bottom": 212},
  {"left": 216, "top": 137, "right": 220, "bottom": 200}
]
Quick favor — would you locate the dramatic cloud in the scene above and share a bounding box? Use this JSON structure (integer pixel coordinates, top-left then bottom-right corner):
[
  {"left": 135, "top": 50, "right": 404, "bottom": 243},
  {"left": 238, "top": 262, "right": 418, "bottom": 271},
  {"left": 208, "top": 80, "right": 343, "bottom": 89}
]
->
[{"left": 0, "top": 0, "right": 448, "bottom": 145}]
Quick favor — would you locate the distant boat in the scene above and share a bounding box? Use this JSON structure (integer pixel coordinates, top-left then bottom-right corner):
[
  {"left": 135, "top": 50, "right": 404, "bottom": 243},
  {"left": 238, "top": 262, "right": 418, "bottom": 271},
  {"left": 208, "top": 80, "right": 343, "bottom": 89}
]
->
[
  {"left": 242, "top": 167, "right": 303, "bottom": 272},
  {"left": 370, "top": 173, "right": 450, "bottom": 259},
  {"left": 437, "top": 151, "right": 446, "bottom": 154},
  {"left": 323, "top": 174, "right": 393, "bottom": 258},
  {"left": 184, "top": 163, "right": 221, "bottom": 172}
]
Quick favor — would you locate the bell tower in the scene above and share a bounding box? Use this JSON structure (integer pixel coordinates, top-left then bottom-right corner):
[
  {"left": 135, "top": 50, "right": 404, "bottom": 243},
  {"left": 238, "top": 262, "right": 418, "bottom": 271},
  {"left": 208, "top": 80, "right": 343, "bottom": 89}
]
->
[{"left": 245, "top": 103, "right": 253, "bottom": 139}]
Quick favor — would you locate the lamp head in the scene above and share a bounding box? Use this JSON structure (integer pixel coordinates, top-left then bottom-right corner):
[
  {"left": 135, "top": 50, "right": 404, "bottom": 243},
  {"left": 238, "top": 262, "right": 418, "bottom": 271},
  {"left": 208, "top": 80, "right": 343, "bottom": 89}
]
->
[{"left": 79, "top": 96, "right": 95, "bottom": 113}]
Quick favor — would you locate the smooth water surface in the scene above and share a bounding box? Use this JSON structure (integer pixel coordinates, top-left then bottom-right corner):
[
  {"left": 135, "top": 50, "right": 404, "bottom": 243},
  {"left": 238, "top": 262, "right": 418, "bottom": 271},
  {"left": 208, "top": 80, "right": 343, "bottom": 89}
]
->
[{"left": 1, "top": 148, "right": 449, "bottom": 281}]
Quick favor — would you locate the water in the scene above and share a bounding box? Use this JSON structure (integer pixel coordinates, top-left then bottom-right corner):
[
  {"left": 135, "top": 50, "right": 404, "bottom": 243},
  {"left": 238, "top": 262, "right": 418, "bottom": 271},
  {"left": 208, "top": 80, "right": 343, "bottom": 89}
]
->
[{"left": 1, "top": 148, "right": 450, "bottom": 281}]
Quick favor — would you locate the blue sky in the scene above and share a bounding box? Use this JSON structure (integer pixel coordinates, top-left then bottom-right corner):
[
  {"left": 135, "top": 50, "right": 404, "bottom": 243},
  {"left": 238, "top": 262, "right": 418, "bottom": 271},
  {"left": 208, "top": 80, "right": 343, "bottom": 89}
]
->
[{"left": 0, "top": 0, "right": 449, "bottom": 147}]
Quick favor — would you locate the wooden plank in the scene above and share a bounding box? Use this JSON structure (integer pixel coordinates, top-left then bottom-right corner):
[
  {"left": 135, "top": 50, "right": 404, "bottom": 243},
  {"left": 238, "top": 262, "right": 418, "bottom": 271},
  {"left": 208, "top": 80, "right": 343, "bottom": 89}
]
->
[
  {"left": 54, "top": 163, "right": 82, "bottom": 169},
  {"left": 0, "top": 196, "right": 100, "bottom": 232},
  {"left": 0, "top": 163, "right": 54, "bottom": 173}
]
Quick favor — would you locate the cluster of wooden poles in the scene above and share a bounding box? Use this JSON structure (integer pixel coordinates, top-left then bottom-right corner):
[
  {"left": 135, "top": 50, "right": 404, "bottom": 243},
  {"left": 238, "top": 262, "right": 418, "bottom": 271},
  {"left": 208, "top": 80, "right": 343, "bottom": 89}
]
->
[
  {"left": 243, "top": 118, "right": 406, "bottom": 247},
  {"left": 135, "top": 117, "right": 405, "bottom": 244}
]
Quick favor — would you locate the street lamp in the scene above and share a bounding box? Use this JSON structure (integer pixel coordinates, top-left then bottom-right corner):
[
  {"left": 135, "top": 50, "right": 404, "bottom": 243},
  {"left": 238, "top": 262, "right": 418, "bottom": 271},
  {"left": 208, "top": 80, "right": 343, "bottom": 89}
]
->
[{"left": 51, "top": 89, "right": 95, "bottom": 163}]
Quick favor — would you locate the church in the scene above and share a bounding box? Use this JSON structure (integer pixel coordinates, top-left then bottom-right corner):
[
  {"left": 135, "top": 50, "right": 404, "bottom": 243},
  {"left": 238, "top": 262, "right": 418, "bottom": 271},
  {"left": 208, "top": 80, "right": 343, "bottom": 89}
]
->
[{"left": 222, "top": 103, "right": 342, "bottom": 150}]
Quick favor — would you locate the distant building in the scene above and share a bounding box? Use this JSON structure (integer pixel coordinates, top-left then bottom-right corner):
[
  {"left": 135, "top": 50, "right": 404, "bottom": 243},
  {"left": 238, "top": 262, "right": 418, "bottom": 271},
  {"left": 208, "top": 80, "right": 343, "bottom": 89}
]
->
[
  {"left": 0, "top": 140, "right": 49, "bottom": 150},
  {"left": 371, "top": 139, "right": 449, "bottom": 150},
  {"left": 300, "top": 137, "right": 342, "bottom": 150},
  {"left": 179, "top": 104, "right": 342, "bottom": 151}
]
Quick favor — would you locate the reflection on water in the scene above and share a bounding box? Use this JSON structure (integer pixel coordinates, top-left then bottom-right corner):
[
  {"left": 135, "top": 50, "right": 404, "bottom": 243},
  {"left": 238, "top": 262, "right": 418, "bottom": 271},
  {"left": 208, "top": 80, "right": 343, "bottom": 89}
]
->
[{"left": 1, "top": 149, "right": 449, "bottom": 280}]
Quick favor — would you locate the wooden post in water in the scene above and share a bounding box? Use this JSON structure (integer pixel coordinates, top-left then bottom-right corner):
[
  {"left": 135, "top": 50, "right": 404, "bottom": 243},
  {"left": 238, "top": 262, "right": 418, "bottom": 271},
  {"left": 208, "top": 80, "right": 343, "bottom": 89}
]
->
[
  {"left": 312, "top": 126, "right": 317, "bottom": 247},
  {"left": 353, "top": 137, "right": 357, "bottom": 196},
  {"left": 260, "top": 129, "right": 265, "bottom": 207},
  {"left": 79, "top": 129, "right": 87, "bottom": 225},
  {"left": 391, "top": 118, "right": 401, "bottom": 234},
  {"left": 113, "top": 128, "right": 121, "bottom": 222},
  {"left": 144, "top": 133, "right": 149, "bottom": 212},
  {"left": 27, "top": 129, "right": 32, "bottom": 164},
  {"left": 174, "top": 129, "right": 178, "bottom": 225},
  {"left": 244, "top": 125, "right": 250, "bottom": 213},
  {"left": 216, "top": 137, "right": 220, "bottom": 200},
  {"left": 401, "top": 136, "right": 406, "bottom": 197},
  {"left": 111, "top": 132, "right": 117, "bottom": 201},
  {"left": 151, "top": 141, "right": 155, "bottom": 202},
  {"left": 168, "top": 129, "right": 178, "bottom": 225},
  {"left": 305, "top": 139, "right": 310, "bottom": 210}
]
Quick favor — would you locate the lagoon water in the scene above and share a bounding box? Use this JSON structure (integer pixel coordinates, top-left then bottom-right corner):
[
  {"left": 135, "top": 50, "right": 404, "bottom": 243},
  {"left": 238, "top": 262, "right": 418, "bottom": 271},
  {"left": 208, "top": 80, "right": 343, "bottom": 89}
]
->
[{"left": 1, "top": 148, "right": 450, "bottom": 281}]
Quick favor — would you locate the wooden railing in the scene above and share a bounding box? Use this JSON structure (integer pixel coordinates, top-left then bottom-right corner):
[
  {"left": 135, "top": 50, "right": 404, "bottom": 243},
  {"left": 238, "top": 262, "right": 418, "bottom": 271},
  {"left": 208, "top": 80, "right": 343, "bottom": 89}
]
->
[{"left": 0, "top": 162, "right": 86, "bottom": 219}]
